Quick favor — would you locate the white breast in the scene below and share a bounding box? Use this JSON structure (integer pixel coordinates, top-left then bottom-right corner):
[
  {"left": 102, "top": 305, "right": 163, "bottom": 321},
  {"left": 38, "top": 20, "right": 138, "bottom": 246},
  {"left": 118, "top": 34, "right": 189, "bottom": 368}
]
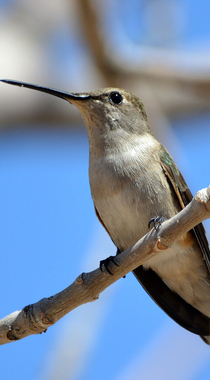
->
[{"left": 89, "top": 134, "right": 176, "bottom": 250}]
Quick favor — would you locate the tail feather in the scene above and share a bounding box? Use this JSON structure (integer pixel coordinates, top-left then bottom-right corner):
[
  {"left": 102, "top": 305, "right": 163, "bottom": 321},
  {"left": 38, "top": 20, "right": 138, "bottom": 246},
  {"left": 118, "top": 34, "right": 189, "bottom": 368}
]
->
[
  {"left": 200, "top": 335, "right": 210, "bottom": 345},
  {"left": 133, "top": 266, "right": 210, "bottom": 339}
]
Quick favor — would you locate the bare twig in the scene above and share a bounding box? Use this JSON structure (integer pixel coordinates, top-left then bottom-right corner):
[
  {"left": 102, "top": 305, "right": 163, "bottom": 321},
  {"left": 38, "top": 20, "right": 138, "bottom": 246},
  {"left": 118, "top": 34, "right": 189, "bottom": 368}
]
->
[
  {"left": 77, "top": 0, "right": 118, "bottom": 86},
  {"left": 77, "top": 0, "right": 210, "bottom": 116},
  {"left": 0, "top": 186, "right": 210, "bottom": 345}
]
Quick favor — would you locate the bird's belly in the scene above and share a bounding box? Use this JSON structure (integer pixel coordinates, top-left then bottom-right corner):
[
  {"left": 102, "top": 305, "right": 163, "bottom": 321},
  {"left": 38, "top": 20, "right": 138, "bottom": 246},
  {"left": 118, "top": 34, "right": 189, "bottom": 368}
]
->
[{"left": 94, "top": 188, "right": 152, "bottom": 251}]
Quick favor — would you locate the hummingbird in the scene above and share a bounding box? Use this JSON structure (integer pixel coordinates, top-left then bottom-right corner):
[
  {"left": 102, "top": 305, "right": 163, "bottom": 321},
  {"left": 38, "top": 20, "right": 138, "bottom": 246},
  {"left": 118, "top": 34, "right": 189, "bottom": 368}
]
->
[{"left": 1, "top": 79, "right": 210, "bottom": 344}]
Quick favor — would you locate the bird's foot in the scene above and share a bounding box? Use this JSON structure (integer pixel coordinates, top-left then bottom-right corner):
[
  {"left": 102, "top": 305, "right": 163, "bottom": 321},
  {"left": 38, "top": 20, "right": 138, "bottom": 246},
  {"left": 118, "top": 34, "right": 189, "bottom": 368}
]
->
[
  {"left": 116, "top": 248, "right": 126, "bottom": 277},
  {"left": 100, "top": 255, "right": 119, "bottom": 275},
  {"left": 148, "top": 216, "right": 166, "bottom": 230}
]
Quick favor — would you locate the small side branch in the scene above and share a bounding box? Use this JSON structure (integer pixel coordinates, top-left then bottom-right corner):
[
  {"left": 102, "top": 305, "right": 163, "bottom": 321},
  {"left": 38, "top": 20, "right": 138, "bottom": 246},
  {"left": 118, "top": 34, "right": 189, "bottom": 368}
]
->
[{"left": 0, "top": 186, "right": 210, "bottom": 345}]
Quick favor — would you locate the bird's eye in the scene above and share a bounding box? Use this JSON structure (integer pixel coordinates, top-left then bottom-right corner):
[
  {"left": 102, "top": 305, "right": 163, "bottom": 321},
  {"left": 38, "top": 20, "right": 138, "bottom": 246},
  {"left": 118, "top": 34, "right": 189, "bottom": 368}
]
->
[{"left": 109, "top": 91, "right": 123, "bottom": 105}]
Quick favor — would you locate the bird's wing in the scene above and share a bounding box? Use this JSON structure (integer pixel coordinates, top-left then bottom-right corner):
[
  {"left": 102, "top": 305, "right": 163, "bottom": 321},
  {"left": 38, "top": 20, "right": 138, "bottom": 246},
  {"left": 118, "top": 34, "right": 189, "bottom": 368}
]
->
[
  {"left": 159, "top": 144, "right": 210, "bottom": 273},
  {"left": 133, "top": 266, "right": 210, "bottom": 336},
  {"left": 134, "top": 145, "right": 210, "bottom": 338}
]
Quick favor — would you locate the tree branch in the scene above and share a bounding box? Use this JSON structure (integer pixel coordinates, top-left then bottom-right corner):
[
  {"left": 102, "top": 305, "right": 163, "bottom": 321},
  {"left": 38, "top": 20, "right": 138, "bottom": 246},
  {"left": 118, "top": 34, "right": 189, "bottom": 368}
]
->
[
  {"left": 77, "top": 0, "right": 119, "bottom": 87},
  {"left": 1, "top": 186, "right": 210, "bottom": 345},
  {"left": 76, "top": 0, "right": 210, "bottom": 116}
]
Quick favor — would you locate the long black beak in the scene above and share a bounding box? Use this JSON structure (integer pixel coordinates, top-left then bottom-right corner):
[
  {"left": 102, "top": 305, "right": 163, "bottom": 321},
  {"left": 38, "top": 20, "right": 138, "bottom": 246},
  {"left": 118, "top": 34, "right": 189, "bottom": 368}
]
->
[{"left": 0, "top": 80, "right": 90, "bottom": 102}]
